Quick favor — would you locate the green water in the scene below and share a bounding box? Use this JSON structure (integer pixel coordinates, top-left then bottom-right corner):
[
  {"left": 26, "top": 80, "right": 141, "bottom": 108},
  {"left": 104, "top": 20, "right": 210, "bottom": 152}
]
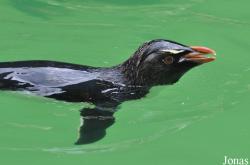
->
[{"left": 0, "top": 0, "right": 249, "bottom": 164}]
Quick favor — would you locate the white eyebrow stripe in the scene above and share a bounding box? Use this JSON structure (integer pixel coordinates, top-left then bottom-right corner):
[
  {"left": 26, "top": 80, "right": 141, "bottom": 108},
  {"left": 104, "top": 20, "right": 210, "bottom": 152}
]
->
[
  {"left": 160, "top": 49, "right": 184, "bottom": 54},
  {"left": 144, "top": 53, "right": 159, "bottom": 62}
]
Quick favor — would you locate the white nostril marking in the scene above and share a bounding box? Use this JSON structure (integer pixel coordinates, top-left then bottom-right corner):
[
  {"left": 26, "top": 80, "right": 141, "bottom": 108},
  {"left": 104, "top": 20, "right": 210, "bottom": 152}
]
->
[{"left": 178, "top": 58, "right": 185, "bottom": 63}]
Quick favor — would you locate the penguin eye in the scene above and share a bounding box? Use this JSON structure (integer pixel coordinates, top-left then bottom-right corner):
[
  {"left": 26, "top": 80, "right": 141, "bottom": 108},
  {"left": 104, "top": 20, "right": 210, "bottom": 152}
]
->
[{"left": 162, "top": 56, "right": 174, "bottom": 65}]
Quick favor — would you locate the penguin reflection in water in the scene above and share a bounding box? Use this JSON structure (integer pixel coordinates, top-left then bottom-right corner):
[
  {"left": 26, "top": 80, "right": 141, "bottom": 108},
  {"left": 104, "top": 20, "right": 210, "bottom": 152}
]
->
[{"left": 0, "top": 39, "right": 216, "bottom": 144}]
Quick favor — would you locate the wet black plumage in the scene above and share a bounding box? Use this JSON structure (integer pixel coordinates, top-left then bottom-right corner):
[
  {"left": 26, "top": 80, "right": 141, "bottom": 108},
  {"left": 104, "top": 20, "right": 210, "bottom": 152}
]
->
[{"left": 0, "top": 39, "right": 216, "bottom": 144}]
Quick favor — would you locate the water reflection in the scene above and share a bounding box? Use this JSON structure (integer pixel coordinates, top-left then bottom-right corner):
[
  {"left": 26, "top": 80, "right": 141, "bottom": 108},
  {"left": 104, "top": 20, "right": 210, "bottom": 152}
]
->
[{"left": 76, "top": 107, "right": 115, "bottom": 144}]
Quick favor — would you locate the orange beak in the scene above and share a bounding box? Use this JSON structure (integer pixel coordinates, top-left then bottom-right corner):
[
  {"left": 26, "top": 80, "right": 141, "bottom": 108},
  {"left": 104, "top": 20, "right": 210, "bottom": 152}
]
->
[{"left": 184, "top": 46, "right": 216, "bottom": 64}]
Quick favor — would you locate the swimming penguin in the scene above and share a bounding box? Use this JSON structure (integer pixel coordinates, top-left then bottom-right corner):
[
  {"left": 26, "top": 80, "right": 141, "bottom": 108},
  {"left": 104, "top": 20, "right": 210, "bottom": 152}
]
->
[{"left": 0, "top": 39, "right": 216, "bottom": 144}]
